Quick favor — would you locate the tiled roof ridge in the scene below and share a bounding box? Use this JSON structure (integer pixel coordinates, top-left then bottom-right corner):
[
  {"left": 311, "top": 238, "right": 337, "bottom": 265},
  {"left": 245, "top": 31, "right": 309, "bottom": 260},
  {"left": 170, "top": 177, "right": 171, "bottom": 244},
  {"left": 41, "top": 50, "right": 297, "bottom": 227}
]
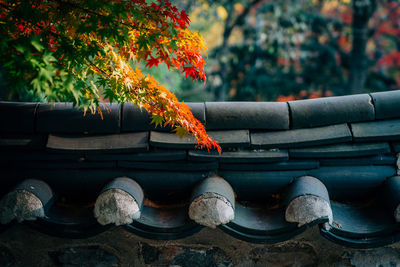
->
[
  {"left": 1, "top": 90, "right": 400, "bottom": 248},
  {"left": 0, "top": 90, "right": 399, "bottom": 134}
]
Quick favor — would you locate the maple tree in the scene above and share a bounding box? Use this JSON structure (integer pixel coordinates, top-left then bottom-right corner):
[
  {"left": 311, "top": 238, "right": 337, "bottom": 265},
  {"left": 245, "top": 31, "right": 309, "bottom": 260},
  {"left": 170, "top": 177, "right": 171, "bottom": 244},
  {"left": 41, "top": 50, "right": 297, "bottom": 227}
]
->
[{"left": 0, "top": 0, "right": 220, "bottom": 152}]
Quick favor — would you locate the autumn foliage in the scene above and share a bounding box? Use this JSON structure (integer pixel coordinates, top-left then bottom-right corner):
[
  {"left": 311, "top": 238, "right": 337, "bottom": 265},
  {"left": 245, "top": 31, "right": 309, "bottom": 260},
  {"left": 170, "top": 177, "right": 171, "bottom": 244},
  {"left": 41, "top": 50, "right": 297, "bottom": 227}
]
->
[{"left": 0, "top": 0, "right": 220, "bottom": 152}]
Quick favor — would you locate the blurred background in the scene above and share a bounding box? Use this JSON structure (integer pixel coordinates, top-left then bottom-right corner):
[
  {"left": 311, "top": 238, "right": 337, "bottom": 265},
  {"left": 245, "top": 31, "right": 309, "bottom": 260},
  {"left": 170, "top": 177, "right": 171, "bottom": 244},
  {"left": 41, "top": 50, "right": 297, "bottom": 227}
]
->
[{"left": 145, "top": 0, "right": 400, "bottom": 102}]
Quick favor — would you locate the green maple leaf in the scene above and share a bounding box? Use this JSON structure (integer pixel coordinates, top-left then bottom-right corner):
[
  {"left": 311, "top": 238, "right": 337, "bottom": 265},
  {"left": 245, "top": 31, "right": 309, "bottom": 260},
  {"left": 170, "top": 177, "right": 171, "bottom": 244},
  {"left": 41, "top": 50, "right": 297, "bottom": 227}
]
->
[
  {"left": 173, "top": 126, "right": 189, "bottom": 139},
  {"left": 151, "top": 114, "right": 164, "bottom": 128}
]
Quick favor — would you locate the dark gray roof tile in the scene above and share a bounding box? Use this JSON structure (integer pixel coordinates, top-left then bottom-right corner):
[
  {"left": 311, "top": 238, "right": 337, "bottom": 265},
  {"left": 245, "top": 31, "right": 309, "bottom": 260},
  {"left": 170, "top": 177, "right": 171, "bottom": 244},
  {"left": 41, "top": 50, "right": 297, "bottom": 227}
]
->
[
  {"left": 188, "top": 149, "right": 288, "bottom": 163},
  {"left": 121, "top": 103, "right": 151, "bottom": 131},
  {"left": 0, "top": 102, "right": 38, "bottom": 133},
  {"left": 37, "top": 103, "right": 120, "bottom": 134},
  {"left": 251, "top": 124, "right": 352, "bottom": 149},
  {"left": 0, "top": 152, "right": 84, "bottom": 161},
  {"left": 118, "top": 161, "right": 218, "bottom": 171},
  {"left": 209, "top": 130, "right": 250, "bottom": 148},
  {"left": 46, "top": 132, "right": 148, "bottom": 153},
  {"left": 0, "top": 134, "right": 47, "bottom": 150},
  {"left": 220, "top": 160, "right": 319, "bottom": 171},
  {"left": 391, "top": 142, "right": 400, "bottom": 153},
  {"left": 320, "top": 155, "right": 396, "bottom": 166},
  {"left": 124, "top": 171, "right": 209, "bottom": 200},
  {"left": 150, "top": 131, "right": 196, "bottom": 149},
  {"left": 351, "top": 119, "right": 400, "bottom": 142},
  {"left": 2, "top": 168, "right": 125, "bottom": 201},
  {"left": 8, "top": 160, "right": 116, "bottom": 169},
  {"left": 322, "top": 201, "right": 399, "bottom": 247},
  {"left": 122, "top": 102, "right": 205, "bottom": 132},
  {"left": 150, "top": 130, "right": 250, "bottom": 149},
  {"left": 289, "top": 94, "right": 374, "bottom": 129},
  {"left": 205, "top": 102, "right": 289, "bottom": 130},
  {"left": 219, "top": 170, "right": 307, "bottom": 200},
  {"left": 289, "top": 143, "right": 390, "bottom": 158},
  {"left": 370, "top": 90, "right": 400, "bottom": 120},
  {"left": 86, "top": 150, "right": 186, "bottom": 161},
  {"left": 308, "top": 166, "right": 395, "bottom": 200},
  {"left": 186, "top": 102, "right": 206, "bottom": 124}
]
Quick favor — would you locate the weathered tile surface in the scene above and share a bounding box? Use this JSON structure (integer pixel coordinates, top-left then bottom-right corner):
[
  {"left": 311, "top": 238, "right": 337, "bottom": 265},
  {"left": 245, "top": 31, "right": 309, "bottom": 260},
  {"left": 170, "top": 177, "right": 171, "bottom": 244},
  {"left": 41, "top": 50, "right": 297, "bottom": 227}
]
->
[
  {"left": 188, "top": 149, "right": 288, "bottom": 163},
  {"left": 122, "top": 102, "right": 206, "bottom": 132},
  {"left": 150, "top": 130, "right": 250, "bottom": 149},
  {"left": 119, "top": 161, "right": 218, "bottom": 171},
  {"left": 289, "top": 94, "right": 374, "bottom": 128},
  {"left": 2, "top": 93, "right": 400, "bottom": 249},
  {"left": 289, "top": 142, "right": 390, "bottom": 158},
  {"left": 319, "top": 155, "right": 396, "bottom": 166},
  {"left": 351, "top": 119, "right": 400, "bottom": 142},
  {"left": 220, "top": 160, "right": 319, "bottom": 171},
  {"left": 206, "top": 102, "right": 289, "bottom": 130},
  {"left": 37, "top": 103, "right": 120, "bottom": 134},
  {"left": 46, "top": 132, "right": 148, "bottom": 153},
  {"left": 251, "top": 124, "right": 352, "bottom": 148},
  {"left": 0, "top": 134, "right": 47, "bottom": 150},
  {"left": 371, "top": 90, "right": 400, "bottom": 120}
]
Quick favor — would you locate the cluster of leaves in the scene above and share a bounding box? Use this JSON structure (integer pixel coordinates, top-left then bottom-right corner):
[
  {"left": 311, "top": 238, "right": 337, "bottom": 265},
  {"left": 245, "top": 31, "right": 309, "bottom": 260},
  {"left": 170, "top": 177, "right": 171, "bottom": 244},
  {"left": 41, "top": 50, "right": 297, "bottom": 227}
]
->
[{"left": 0, "top": 0, "right": 219, "bottom": 152}]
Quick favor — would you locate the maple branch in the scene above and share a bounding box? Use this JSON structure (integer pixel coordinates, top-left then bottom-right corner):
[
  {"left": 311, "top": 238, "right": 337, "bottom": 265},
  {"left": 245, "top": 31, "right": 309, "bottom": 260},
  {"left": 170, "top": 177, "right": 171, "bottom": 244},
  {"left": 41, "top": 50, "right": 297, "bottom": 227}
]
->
[{"left": 85, "top": 59, "right": 110, "bottom": 78}]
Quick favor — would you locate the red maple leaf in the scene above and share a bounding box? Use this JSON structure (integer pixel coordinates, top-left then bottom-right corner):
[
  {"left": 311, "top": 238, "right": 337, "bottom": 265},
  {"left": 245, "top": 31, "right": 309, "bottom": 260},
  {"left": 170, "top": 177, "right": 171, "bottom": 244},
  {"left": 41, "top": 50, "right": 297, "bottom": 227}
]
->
[{"left": 145, "top": 57, "right": 160, "bottom": 68}]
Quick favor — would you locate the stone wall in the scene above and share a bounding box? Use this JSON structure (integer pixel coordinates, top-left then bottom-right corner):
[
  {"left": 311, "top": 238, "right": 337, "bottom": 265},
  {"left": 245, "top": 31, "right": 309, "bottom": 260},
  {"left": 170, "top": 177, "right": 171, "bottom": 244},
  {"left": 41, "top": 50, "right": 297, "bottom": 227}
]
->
[{"left": 1, "top": 224, "right": 400, "bottom": 266}]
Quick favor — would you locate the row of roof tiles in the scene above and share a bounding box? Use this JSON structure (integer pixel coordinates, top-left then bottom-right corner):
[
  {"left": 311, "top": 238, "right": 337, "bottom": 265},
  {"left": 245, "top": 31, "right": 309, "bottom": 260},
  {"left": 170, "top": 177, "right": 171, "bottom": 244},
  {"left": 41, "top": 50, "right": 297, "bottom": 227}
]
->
[
  {"left": 1, "top": 173, "right": 400, "bottom": 249},
  {"left": 2, "top": 90, "right": 400, "bottom": 134},
  {"left": 2, "top": 91, "right": 400, "bottom": 249},
  {"left": 3, "top": 119, "right": 400, "bottom": 153}
]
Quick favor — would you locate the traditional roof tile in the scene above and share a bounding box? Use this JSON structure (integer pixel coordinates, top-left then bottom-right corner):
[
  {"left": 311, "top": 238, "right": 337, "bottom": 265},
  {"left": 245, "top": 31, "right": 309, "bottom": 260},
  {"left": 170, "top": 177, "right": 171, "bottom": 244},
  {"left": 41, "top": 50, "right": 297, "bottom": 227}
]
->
[
  {"left": 288, "top": 94, "right": 374, "bottom": 128},
  {"left": 2, "top": 91, "right": 400, "bottom": 249}
]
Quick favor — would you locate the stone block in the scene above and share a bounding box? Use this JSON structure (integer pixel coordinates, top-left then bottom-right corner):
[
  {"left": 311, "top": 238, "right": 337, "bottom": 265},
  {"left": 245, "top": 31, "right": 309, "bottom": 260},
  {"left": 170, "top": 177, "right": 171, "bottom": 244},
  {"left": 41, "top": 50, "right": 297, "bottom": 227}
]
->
[
  {"left": 140, "top": 243, "right": 232, "bottom": 267},
  {"left": 52, "top": 246, "right": 119, "bottom": 266},
  {"left": 244, "top": 242, "right": 317, "bottom": 267},
  {"left": 94, "top": 188, "right": 140, "bottom": 226},
  {"left": 285, "top": 176, "right": 332, "bottom": 227},
  {"left": 189, "top": 176, "right": 235, "bottom": 228},
  {"left": 0, "top": 247, "right": 14, "bottom": 267}
]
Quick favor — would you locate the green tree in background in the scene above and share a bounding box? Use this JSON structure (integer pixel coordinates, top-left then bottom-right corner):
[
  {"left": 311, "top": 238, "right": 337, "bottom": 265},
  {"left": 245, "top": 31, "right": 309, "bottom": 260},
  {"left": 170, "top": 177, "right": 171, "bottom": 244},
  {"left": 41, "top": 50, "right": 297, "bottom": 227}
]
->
[{"left": 165, "top": 0, "right": 399, "bottom": 102}]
